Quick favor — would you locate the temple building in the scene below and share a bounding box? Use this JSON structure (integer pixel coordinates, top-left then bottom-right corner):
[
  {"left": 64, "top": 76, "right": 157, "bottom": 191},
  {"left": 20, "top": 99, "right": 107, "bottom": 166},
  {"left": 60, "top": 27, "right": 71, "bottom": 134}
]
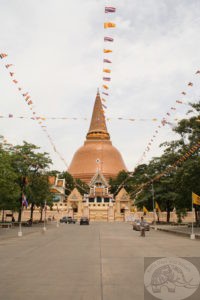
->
[
  {"left": 67, "top": 171, "right": 132, "bottom": 221},
  {"left": 68, "top": 91, "right": 127, "bottom": 183},
  {"left": 66, "top": 91, "right": 132, "bottom": 221}
]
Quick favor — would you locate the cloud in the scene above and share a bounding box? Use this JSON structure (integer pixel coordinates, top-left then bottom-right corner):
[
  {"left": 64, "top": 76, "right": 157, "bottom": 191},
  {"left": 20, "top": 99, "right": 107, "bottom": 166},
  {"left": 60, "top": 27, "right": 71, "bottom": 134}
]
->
[{"left": 1, "top": 0, "right": 200, "bottom": 171}]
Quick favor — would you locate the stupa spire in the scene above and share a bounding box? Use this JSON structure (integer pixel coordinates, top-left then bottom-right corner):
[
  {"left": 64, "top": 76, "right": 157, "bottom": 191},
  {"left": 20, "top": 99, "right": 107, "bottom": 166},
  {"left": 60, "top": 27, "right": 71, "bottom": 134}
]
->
[{"left": 86, "top": 91, "right": 110, "bottom": 140}]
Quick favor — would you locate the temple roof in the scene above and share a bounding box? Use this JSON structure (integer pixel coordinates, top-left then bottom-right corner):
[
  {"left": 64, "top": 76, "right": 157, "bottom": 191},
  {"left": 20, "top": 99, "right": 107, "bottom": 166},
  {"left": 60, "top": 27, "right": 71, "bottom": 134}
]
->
[{"left": 86, "top": 91, "right": 110, "bottom": 140}]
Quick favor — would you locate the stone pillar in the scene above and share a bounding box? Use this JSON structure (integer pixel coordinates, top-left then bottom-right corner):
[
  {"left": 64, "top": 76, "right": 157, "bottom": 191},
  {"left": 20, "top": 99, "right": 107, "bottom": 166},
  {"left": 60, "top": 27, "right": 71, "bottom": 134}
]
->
[
  {"left": 83, "top": 203, "right": 89, "bottom": 218},
  {"left": 108, "top": 203, "right": 114, "bottom": 222},
  {"left": 68, "top": 206, "right": 74, "bottom": 218},
  {"left": 124, "top": 206, "right": 130, "bottom": 222}
]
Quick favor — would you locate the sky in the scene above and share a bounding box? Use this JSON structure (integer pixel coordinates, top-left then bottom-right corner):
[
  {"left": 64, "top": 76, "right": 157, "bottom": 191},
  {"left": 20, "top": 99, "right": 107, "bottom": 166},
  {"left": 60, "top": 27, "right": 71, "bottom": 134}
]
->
[{"left": 1, "top": 0, "right": 200, "bottom": 172}]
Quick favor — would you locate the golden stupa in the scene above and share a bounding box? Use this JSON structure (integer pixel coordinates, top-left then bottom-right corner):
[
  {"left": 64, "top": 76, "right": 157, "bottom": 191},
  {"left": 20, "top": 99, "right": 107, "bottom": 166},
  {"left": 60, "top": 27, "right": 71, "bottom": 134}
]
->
[{"left": 68, "top": 91, "right": 127, "bottom": 182}]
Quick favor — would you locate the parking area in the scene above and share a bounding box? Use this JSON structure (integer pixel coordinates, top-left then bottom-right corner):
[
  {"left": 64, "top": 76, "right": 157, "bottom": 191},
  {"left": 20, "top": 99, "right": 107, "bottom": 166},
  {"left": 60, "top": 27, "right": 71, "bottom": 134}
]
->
[{"left": 0, "top": 222, "right": 200, "bottom": 300}]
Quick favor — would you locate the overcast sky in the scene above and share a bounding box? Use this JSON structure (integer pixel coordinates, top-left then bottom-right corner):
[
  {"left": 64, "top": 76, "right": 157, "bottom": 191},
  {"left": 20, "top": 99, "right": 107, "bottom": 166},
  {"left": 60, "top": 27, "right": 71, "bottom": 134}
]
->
[{"left": 1, "top": 0, "right": 200, "bottom": 172}]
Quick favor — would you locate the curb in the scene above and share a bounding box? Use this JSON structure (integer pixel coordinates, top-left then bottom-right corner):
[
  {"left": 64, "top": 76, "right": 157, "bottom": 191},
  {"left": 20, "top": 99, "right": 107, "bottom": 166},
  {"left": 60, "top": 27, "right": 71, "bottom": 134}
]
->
[{"left": 151, "top": 226, "right": 200, "bottom": 240}]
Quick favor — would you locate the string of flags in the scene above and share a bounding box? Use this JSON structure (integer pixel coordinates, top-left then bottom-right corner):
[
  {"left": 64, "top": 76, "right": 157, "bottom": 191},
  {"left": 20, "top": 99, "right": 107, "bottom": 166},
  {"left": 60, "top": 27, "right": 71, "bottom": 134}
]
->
[
  {"left": 114, "top": 69, "right": 200, "bottom": 195},
  {"left": 135, "top": 70, "right": 200, "bottom": 167},
  {"left": 0, "top": 53, "right": 68, "bottom": 168},
  {"left": 102, "top": 3, "right": 116, "bottom": 111},
  {"left": 133, "top": 137, "right": 200, "bottom": 200},
  {"left": 1, "top": 113, "right": 194, "bottom": 123}
]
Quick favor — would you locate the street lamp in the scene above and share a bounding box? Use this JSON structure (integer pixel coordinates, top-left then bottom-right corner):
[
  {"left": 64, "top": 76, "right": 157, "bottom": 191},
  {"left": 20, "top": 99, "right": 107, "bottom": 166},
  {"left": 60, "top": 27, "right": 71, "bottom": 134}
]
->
[
  {"left": 43, "top": 200, "right": 47, "bottom": 232},
  {"left": 151, "top": 182, "right": 157, "bottom": 229},
  {"left": 144, "top": 174, "right": 156, "bottom": 228}
]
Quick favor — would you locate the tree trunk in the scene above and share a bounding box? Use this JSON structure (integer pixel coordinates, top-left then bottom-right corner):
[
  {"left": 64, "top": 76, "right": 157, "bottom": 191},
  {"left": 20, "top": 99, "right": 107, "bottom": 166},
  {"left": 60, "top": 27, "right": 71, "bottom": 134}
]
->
[
  {"left": 18, "top": 207, "right": 22, "bottom": 222},
  {"left": 40, "top": 208, "right": 43, "bottom": 222},
  {"left": 166, "top": 209, "right": 170, "bottom": 223},
  {"left": 166, "top": 200, "right": 171, "bottom": 223},
  {"left": 1, "top": 209, "right": 5, "bottom": 222},
  {"left": 195, "top": 208, "right": 200, "bottom": 226},
  {"left": 30, "top": 203, "right": 35, "bottom": 221}
]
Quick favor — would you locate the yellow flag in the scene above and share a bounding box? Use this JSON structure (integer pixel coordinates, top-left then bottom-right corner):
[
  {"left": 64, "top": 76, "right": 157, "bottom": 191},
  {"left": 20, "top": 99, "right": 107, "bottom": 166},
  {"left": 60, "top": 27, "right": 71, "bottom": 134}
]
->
[
  {"left": 143, "top": 206, "right": 149, "bottom": 213},
  {"left": 104, "top": 22, "right": 116, "bottom": 29},
  {"left": 104, "top": 49, "right": 112, "bottom": 53},
  {"left": 103, "top": 69, "right": 111, "bottom": 73},
  {"left": 192, "top": 192, "right": 200, "bottom": 205},
  {"left": 155, "top": 201, "right": 161, "bottom": 212}
]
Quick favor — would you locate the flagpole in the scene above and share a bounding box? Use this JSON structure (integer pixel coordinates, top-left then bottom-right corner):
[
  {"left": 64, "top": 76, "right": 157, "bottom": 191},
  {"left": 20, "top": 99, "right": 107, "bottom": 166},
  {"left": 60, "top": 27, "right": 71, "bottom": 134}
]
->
[
  {"left": 190, "top": 196, "right": 195, "bottom": 240},
  {"left": 18, "top": 196, "right": 23, "bottom": 237}
]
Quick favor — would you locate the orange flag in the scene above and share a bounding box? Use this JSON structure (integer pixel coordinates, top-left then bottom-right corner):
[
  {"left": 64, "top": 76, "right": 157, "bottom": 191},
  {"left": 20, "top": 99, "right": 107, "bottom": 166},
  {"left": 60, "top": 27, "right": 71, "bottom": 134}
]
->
[
  {"left": 102, "top": 85, "right": 109, "bottom": 89},
  {"left": 104, "top": 22, "right": 116, "bottom": 28},
  {"left": 103, "top": 69, "right": 111, "bottom": 73},
  {"left": 104, "top": 49, "right": 112, "bottom": 53}
]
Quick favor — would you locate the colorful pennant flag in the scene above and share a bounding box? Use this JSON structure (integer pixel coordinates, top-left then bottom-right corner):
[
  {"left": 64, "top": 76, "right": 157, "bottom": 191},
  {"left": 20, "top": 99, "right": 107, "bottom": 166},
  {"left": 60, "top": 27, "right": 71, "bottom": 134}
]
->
[
  {"left": 102, "top": 84, "right": 109, "bottom": 89},
  {"left": 103, "top": 77, "right": 111, "bottom": 81},
  {"left": 22, "top": 194, "right": 28, "bottom": 208},
  {"left": 105, "top": 7, "right": 116, "bottom": 13},
  {"left": 104, "top": 49, "right": 112, "bottom": 53},
  {"left": 143, "top": 206, "right": 149, "bottom": 214},
  {"left": 0, "top": 53, "right": 8, "bottom": 59},
  {"left": 192, "top": 192, "right": 200, "bottom": 206},
  {"left": 104, "top": 22, "right": 116, "bottom": 29},
  {"left": 103, "top": 59, "right": 112, "bottom": 63},
  {"left": 102, "top": 92, "right": 109, "bottom": 96},
  {"left": 155, "top": 202, "right": 161, "bottom": 212},
  {"left": 104, "top": 36, "right": 114, "bottom": 42},
  {"left": 103, "top": 69, "right": 111, "bottom": 73},
  {"left": 5, "top": 64, "right": 13, "bottom": 68}
]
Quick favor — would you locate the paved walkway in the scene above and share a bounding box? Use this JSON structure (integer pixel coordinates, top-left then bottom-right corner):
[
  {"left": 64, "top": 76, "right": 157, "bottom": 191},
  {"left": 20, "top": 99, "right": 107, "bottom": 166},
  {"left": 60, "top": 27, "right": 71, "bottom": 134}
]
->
[{"left": 0, "top": 222, "right": 200, "bottom": 300}]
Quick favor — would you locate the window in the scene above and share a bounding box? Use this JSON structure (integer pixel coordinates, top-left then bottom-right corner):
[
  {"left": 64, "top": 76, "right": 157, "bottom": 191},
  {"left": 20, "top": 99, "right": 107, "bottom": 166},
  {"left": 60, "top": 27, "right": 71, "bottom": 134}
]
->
[
  {"left": 97, "top": 197, "right": 102, "bottom": 203},
  {"left": 104, "top": 198, "right": 109, "bottom": 203}
]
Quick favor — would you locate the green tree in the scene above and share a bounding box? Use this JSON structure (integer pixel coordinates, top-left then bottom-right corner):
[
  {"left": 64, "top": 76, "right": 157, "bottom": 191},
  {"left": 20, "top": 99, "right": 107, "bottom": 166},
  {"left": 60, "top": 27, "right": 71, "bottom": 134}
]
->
[
  {"left": 26, "top": 174, "right": 53, "bottom": 221},
  {"left": 11, "top": 141, "right": 52, "bottom": 221},
  {"left": 0, "top": 146, "right": 20, "bottom": 221},
  {"left": 59, "top": 171, "right": 89, "bottom": 196}
]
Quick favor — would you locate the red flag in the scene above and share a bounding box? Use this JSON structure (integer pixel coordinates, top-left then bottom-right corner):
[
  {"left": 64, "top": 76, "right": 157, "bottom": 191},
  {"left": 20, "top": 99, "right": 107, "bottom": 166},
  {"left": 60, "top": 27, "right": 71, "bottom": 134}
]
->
[
  {"left": 5, "top": 64, "right": 13, "bottom": 68},
  {"left": 0, "top": 53, "right": 8, "bottom": 59}
]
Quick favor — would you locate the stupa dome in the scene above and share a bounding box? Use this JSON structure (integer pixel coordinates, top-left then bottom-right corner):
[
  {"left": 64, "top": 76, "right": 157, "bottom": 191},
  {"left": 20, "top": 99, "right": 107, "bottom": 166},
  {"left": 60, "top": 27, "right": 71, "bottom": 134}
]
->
[{"left": 68, "top": 92, "right": 127, "bottom": 183}]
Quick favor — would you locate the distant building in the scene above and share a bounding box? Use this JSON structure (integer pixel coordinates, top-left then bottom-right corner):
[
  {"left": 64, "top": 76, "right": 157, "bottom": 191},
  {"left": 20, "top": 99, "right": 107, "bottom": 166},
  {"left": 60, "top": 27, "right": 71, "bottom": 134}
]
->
[
  {"left": 66, "top": 170, "right": 131, "bottom": 222},
  {"left": 49, "top": 176, "right": 66, "bottom": 211}
]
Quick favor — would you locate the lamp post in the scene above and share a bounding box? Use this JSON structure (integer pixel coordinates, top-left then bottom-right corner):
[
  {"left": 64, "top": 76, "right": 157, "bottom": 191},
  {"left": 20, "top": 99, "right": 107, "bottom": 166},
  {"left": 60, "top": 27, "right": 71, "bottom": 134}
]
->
[
  {"left": 43, "top": 200, "right": 47, "bottom": 232},
  {"left": 144, "top": 174, "right": 156, "bottom": 228},
  {"left": 151, "top": 182, "right": 157, "bottom": 229}
]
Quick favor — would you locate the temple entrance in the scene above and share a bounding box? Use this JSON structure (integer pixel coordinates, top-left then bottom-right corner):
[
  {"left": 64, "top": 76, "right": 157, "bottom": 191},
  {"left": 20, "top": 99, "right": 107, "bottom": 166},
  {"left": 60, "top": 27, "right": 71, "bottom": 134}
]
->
[{"left": 72, "top": 203, "right": 78, "bottom": 213}]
